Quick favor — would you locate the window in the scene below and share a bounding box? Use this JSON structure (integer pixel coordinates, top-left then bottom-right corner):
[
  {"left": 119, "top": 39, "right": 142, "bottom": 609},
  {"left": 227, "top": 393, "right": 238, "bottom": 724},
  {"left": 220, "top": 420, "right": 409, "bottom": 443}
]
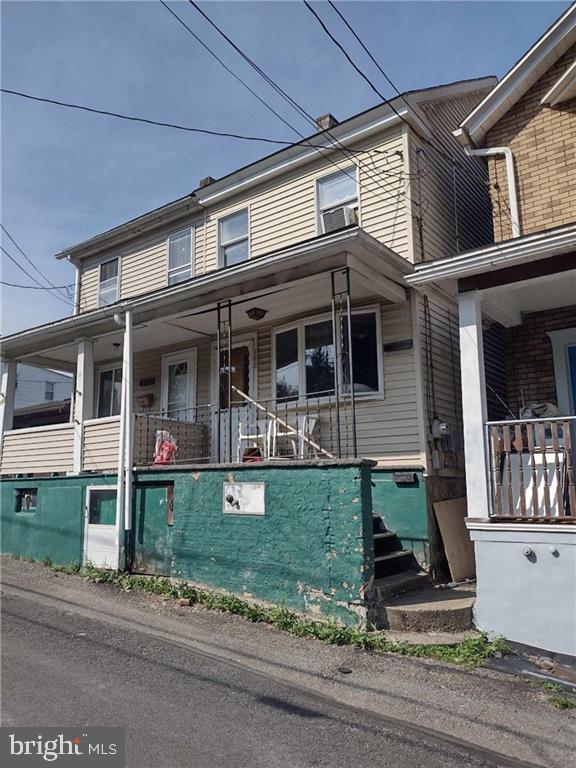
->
[
  {"left": 88, "top": 489, "right": 117, "bottom": 525},
  {"left": 219, "top": 209, "right": 249, "bottom": 267},
  {"left": 99, "top": 258, "right": 119, "bottom": 306},
  {"left": 317, "top": 168, "right": 358, "bottom": 233},
  {"left": 16, "top": 488, "right": 37, "bottom": 513},
  {"left": 45, "top": 382, "right": 54, "bottom": 401},
  {"left": 274, "top": 310, "right": 381, "bottom": 401},
  {"left": 97, "top": 367, "right": 122, "bottom": 417},
  {"left": 168, "top": 228, "right": 193, "bottom": 285}
]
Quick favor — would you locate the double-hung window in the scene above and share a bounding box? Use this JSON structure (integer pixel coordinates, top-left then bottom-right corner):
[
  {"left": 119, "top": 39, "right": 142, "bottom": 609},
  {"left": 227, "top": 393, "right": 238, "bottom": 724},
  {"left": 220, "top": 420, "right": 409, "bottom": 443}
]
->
[
  {"left": 274, "top": 310, "right": 381, "bottom": 401},
  {"left": 168, "top": 228, "right": 194, "bottom": 285},
  {"left": 219, "top": 209, "right": 249, "bottom": 267},
  {"left": 97, "top": 367, "right": 122, "bottom": 418},
  {"left": 98, "top": 258, "right": 119, "bottom": 306},
  {"left": 45, "top": 382, "right": 54, "bottom": 401},
  {"left": 317, "top": 168, "right": 359, "bottom": 233}
]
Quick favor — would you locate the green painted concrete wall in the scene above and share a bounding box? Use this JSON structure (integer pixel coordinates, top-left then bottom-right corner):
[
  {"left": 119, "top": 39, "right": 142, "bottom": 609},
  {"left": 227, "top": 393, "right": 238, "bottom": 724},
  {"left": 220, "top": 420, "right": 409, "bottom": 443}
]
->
[
  {"left": 0, "top": 475, "right": 116, "bottom": 567},
  {"left": 1, "top": 464, "right": 374, "bottom": 624},
  {"left": 370, "top": 469, "right": 429, "bottom": 567},
  {"left": 133, "top": 463, "right": 375, "bottom": 624}
]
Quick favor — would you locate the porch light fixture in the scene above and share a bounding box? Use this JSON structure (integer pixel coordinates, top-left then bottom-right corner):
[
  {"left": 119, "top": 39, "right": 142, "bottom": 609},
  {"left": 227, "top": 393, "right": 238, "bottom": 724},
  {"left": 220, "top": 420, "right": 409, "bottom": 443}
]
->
[{"left": 246, "top": 307, "right": 267, "bottom": 321}]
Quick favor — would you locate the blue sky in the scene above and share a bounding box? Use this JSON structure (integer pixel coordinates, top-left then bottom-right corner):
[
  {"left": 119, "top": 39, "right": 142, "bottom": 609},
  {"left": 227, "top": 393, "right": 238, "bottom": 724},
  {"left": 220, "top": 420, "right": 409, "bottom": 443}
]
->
[{"left": 1, "top": 0, "right": 570, "bottom": 334}]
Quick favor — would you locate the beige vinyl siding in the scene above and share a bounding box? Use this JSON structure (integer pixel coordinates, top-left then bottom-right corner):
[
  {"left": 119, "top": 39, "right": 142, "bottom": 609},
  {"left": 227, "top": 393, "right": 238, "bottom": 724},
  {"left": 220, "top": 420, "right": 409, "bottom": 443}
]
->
[
  {"left": 82, "top": 417, "right": 121, "bottom": 472},
  {"left": 77, "top": 126, "right": 411, "bottom": 310},
  {"left": 78, "top": 258, "right": 100, "bottom": 312},
  {"left": 257, "top": 301, "right": 421, "bottom": 466},
  {"left": 0, "top": 424, "right": 75, "bottom": 475},
  {"left": 120, "top": 236, "right": 168, "bottom": 298},
  {"left": 408, "top": 89, "right": 494, "bottom": 262}
]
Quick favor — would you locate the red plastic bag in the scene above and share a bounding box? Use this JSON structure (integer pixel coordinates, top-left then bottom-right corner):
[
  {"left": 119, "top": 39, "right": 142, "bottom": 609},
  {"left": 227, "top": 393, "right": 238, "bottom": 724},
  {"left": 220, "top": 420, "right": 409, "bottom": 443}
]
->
[{"left": 154, "top": 430, "right": 178, "bottom": 465}]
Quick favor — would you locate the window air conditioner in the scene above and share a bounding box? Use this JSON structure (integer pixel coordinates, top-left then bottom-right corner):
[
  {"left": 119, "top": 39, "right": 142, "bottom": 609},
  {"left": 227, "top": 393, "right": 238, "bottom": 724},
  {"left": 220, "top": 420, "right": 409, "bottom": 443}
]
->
[{"left": 322, "top": 205, "right": 358, "bottom": 234}]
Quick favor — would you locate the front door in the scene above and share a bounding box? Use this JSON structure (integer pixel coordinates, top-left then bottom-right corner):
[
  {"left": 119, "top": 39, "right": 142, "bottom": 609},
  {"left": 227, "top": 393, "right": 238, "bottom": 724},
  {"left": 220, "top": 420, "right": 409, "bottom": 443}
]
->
[
  {"left": 84, "top": 487, "right": 118, "bottom": 569},
  {"left": 213, "top": 340, "right": 255, "bottom": 462},
  {"left": 131, "top": 483, "right": 174, "bottom": 576},
  {"left": 161, "top": 349, "right": 197, "bottom": 420}
]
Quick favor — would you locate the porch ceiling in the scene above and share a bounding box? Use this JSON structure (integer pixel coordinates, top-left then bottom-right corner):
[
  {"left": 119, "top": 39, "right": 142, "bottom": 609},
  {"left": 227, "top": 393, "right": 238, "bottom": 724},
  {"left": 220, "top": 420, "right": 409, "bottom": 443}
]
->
[
  {"left": 480, "top": 268, "right": 576, "bottom": 327},
  {"left": 2, "top": 228, "right": 409, "bottom": 369}
]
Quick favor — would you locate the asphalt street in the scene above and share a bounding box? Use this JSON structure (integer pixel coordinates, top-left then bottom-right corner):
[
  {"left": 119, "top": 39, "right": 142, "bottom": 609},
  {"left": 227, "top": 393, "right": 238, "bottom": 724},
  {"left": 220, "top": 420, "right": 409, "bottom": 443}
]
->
[{"left": 1, "top": 593, "right": 535, "bottom": 768}]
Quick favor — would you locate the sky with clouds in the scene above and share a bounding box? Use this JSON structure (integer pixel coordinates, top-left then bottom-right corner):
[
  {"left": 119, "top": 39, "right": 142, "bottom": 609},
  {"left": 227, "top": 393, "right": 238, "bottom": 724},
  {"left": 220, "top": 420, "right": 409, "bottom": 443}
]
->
[{"left": 1, "top": 0, "right": 570, "bottom": 335}]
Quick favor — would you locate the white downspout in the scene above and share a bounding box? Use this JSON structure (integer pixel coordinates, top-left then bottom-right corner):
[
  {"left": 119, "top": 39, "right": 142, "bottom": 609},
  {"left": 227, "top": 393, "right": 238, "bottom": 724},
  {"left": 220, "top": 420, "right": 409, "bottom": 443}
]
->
[
  {"left": 464, "top": 146, "right": 520, "bottom": 238},
  {"left": 114, "top": 312, "right": 127, "bottom": 570},
  {"left": 67, "top": 255, "right": 81, "bottom": 314},
  {"left": 123, "top": 310, "right": 133, "bottom": 533}
]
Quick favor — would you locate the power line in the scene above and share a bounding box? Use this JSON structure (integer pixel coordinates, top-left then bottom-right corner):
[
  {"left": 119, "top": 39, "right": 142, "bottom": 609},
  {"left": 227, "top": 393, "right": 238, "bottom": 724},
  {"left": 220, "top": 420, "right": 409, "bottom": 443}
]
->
[
  {"left": 2, "top": 84, "right": 415, "bottom": 176},
  {"left": 1, "top": 224, "right": 70, "bottom": 301},
  {"left": 0, "top": 246, "right": 73, "bottom": 307},
  {"left": 1, "top": 87, "right": 300, "bottom": 146},
  {"left": 1, "top": 280, "right": 74, "bottom": 290},
  {"left": 185, "top": 1, "right": 413, "bottom": 207},
  {"left": 310, "top": 1, "right": 492, "bottom": 192}
]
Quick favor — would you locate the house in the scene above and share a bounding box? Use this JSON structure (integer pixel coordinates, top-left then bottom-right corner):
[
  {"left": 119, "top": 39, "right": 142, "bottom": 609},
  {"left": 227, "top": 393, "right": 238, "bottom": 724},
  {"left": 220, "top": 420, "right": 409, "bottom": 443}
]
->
[
  {"left": 0, "top": 77, "right": 497, "bottom": 623},
  {"left": 12, "top": 363, "right": 72, "bottom": 429},
  {"left": 407, "top": 4, "right": 576, "bottom": 655}
]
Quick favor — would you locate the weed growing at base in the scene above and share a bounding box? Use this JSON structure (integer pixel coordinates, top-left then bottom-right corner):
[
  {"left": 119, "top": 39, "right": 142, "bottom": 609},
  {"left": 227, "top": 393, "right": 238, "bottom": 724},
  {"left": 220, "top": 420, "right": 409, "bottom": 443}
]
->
[{"left": 44, "top": 561, "right": 509, "bottom": 669}]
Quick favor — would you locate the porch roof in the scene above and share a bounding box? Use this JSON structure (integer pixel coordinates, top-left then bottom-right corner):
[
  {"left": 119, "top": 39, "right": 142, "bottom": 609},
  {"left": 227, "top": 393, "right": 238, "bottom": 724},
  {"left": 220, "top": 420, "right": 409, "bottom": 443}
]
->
[
  {"left": 1, "top": 227, "right": 410, "bottom": 369},
  {"left": 406, "top": 223, "right": 576, "bottom": 327}
]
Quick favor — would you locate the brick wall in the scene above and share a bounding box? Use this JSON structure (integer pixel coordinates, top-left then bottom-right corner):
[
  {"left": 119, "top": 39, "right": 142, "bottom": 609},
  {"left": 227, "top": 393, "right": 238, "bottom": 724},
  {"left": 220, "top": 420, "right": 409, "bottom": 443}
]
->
[
  {"left": 504, "top": 305, "right": 576, "bottom": 414},
  {"left": 485, "top": 43, "right": 576, "bottom": 242}
]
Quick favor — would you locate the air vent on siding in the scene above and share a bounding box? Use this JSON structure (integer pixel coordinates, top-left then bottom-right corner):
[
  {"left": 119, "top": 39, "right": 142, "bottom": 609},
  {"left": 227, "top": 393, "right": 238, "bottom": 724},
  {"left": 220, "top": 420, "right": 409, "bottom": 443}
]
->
[{"left": 322, "top": 205, "right": 358, "bottom": 234}]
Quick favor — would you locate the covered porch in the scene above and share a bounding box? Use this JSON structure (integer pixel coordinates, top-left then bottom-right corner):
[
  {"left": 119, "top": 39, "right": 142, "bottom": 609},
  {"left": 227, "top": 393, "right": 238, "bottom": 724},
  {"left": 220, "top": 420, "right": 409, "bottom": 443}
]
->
[
  {"left": 0, "top": 228, "right": 413, "bottom": 478},
  {"left": 408, "top": 226, "right": 576, "bottom": 656}
]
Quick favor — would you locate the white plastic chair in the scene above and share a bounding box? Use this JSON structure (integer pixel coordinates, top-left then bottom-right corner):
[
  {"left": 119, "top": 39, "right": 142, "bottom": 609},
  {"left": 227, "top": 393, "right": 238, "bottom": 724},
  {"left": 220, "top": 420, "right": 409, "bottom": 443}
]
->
[
  {"left": 270, "top": 415, "right": 318, "bottom": 459},
  {"left": 236, "top": 419, "right": 272, "bottom": 462}
]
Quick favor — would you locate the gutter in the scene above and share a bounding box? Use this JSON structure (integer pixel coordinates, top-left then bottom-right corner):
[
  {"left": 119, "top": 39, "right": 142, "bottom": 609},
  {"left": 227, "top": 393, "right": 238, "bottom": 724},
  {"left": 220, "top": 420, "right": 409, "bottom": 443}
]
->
[
  {"left": 406, "top": 224, "right": 576, "bottom": 286},
  {"left": 67, "top": 255, "right": 81, "bottom": 315},
  {"left": 2, "top": 227, "right": 384, "bottom": 349},
  {"left": 464, "top": 145, "right": 520, "bottom": 238}
]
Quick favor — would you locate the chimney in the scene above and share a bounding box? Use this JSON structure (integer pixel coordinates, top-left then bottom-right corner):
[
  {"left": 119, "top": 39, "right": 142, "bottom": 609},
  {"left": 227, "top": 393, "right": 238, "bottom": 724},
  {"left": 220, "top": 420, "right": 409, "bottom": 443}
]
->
[
  {"left": 315, "top": 113, "right": 339, "bottom": 131},
  {"left": 198, "top": 176, "right": 216, "bottom": 188}
]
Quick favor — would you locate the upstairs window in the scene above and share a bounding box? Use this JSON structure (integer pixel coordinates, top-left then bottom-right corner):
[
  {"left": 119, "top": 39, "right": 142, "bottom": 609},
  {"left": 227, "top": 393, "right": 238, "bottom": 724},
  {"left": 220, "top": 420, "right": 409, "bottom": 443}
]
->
[
  {"left": 99, "top": 258, "right": 119, "bottom": 306},
  {"left": 45, "top": 382, "right": 54, "bottom": 401},
  {"left": 168, "top": 228, "right": 194, "bottom": 285},
  {"left": 317, "top": 168, "right": 358, "bottom": 233},
  {"left": 219, "top": 209, "right": 249, "bottom": 267}
]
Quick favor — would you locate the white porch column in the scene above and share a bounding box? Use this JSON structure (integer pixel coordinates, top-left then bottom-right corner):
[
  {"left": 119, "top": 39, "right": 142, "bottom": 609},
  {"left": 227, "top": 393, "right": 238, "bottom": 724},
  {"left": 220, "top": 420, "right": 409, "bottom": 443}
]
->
[
  {"left": 0, "top": 359, "right": 17, "bottom": 436},
  {"left": 73, "top": 339, "right": 94, "bottom": 474},
  {"left": 458, "top": 291, "right": 491, "bottom": 518},
  {"left": 115, "top": 310, "right": 133, "bottom": 568}
]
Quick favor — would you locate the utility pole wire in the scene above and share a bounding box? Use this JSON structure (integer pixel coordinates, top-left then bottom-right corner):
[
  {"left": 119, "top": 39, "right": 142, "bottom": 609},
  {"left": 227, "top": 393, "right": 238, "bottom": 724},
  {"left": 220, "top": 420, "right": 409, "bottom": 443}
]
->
[
  {"left": 186, "top": 0, "right": 414, "bottom": 207},
  {"left": 1, "top": 224, "right": 70, "bottom": 301},
  {"left": 0, "top": 246, "right": 73, "bottom": 307}
]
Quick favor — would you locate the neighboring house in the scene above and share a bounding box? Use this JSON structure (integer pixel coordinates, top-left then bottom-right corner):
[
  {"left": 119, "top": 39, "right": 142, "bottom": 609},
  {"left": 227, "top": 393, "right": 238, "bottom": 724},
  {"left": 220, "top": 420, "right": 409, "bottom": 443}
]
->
[
  {"left": 14, "top": 363, "right": 72, "bottom": 409},
  {"left": 408, "top": 4, "right": 576, "bottom": 655},
  {"left": 0, "top": 77, "right": 497, "bottom": 623}
]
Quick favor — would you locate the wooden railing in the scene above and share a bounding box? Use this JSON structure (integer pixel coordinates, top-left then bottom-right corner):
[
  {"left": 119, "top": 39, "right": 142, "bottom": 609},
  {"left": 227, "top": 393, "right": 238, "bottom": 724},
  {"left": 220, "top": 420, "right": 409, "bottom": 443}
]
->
[{"left": 487, "top": 416, "right": 576, "bottom": 521}]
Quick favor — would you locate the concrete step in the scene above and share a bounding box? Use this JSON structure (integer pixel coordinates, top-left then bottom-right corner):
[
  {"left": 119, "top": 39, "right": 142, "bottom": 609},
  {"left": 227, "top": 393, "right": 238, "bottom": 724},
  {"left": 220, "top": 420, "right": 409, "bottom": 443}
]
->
[
  {"left": 384, "top": 585, "right": 476, "bottom": 633},
  {"left": 368, "top": 571, "right": 430, "bottom": 601},
  {"left": 372, "top": 515, "right": 387, "bottom": 534},
  {"left": 373, "top": 532, "right": 399, "bottom": 557},
  {"left": 374, "top": 550, "right": 417, "bottom": 579}
]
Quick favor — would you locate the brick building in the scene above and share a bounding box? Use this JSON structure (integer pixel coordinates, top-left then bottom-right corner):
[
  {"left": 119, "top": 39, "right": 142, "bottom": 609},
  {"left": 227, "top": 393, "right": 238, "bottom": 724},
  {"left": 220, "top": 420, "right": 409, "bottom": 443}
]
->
[{"left": 408, "top": 4, "right": 576, "bottom": 656}]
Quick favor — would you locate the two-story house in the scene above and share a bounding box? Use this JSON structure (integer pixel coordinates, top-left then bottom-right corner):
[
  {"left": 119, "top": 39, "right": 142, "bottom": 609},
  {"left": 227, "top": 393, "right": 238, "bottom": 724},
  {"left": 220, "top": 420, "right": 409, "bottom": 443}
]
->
[
  {"left": 0, "top": 76, "right": 496, "bottom": 624},
  {"left": 408, "top": 4, "right": 576, "bottom": 655}
]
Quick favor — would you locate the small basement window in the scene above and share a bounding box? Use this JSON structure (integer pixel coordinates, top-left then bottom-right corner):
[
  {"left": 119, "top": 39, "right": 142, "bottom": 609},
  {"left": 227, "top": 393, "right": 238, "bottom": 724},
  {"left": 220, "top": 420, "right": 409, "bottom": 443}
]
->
[{"left": 16, "top": 488, "right": 38, "bottom": 513}]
